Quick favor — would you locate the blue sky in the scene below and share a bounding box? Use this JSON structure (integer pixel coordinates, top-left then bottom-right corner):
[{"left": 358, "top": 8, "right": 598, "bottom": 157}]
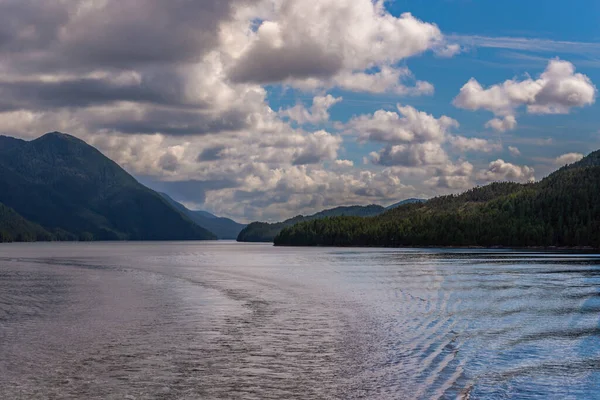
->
[
  {"left": 268, "top": 0, "right": 600, "bottom": 178},
  {"left": 1, "top": 0, "right": 599, "bottom": 221}
]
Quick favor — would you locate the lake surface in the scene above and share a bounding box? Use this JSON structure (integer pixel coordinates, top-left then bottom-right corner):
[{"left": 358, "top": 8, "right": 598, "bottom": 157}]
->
[{"left": 1, "top": 242, "right": 599, "bottom": 399}]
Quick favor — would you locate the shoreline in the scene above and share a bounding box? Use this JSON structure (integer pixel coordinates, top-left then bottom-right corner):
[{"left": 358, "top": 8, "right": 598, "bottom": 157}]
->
[{"left": 273, "top": 243, "right": 600, "bottom": 251}]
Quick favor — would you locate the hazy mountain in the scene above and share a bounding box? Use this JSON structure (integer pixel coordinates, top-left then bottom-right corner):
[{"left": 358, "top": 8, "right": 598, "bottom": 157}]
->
[
  {"left": 0, "top": 132, "right": 216, "bottom": 241},
  {"left": 274, "top": 150, "right": 600, "bottom": 248},
  {"left": 237, "top": 204, "right": 385, "bottom": 242},
  {"left": 159, "top": 193, "right": 246, "bottom": 239}
]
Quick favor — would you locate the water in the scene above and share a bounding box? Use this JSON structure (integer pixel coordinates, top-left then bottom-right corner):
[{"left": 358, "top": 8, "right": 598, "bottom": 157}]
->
[{"left": 1, "top": 242, "right": 599, "bottom": 399}]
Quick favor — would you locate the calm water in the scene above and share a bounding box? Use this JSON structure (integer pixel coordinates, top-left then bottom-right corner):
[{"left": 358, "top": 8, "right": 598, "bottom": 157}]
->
[{"left": 1, "top": 242, "right": 599, "bottom": 399}]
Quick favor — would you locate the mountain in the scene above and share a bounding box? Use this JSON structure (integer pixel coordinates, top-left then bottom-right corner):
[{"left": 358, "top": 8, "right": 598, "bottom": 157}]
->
[
  {"left": 0, "top": 202, "right": 53, "bottom": 242},
  {"left": 385, "top": 198, "right": 426, "bottom": 211},
  {"left": 274, "top": 151, "right": 600, "bottom": 248},
  {"left": 159, "top": 193, "right": 246, "bottom": 239},
  {"left": 237, "top": 204, "right": 385, "bottom": 242},
  {"left": 0, "top": 132, "right": 216, "bottom": 241}
]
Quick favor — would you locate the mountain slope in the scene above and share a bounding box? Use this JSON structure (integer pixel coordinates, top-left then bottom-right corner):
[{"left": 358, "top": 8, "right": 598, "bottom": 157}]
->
[
  {"left": 274, "top": 152, "right": 600, "bottom": 248},
  {"left": 0, "top": 132, "right": 216, "bottom": 241},
  {"left": 385, "top": 198, "right": 425, "bottom": 211},
  {"left": 237, "top": 204, "right": 385, "bottom": 242},
  {"left": 0, "top": 202, "right": 53, "bottom": 242},
  {"left": 160, "top": 193, "right": 246, "bottom": 239}
]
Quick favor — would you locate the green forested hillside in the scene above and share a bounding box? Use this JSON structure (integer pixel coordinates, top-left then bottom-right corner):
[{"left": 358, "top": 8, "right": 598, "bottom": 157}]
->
[
  {"left": 384, "top": 198, "right": 425, "bottom": 210},
  {"left": 0, "top": 132, "right": 216, "bottom": 241},
  {"left": 237, "top": 204, "right": 385, "bottom": 242},
  {"left": 0, "top": 202, "right": 53, "bottom": 242},
  {"left": 274, "top": 151, "right": 600, "bottom": 248}
]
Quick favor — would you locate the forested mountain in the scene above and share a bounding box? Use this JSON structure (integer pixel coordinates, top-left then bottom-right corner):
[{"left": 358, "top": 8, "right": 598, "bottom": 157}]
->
[
  {"left": 160, "top": 193, "right": 246, "bottom": 239},
  {"left": 0, "top": 202, "right": 53, "bottom": 242},
  {"left": 275, "top": 151, "right": 600, "bottom": 248},
  {"left": 385, "top": 198, "right": 425, "bottom": 211},
  {"left": 0, "top": 132, "right": 216, "bottom": 242},
  {"left": 237, "top": 204, "right": 385, "bottom": 242}
]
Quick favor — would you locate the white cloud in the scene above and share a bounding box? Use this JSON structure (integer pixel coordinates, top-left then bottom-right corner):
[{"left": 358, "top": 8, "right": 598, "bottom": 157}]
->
[
  {"left": 485, "top": 115, "right": 517, "bottom": 132},
  {"left": 434, "top": 43, "right": 462, "bottom": 58},
  {"left": 329, "top": 67, "right": 435, "bottom": 95},
  {"left": 454, "top": 59, "right": 596, "bottom": 127},
  {"left": 291, "top": 130, "right": 342, "bottom": 165},
  {"left": 508, "top": 146, "right": 521, "bottom": 156},
  {"left": 348, "top": 105, "right": 458, "bottom": 145},
  {"left": 449, "top": 34, "right": 600, "bottom": 57},
  {"left": 0, "top": 0, "right": 555, "bottom": 222},
  {"left": 228, "top": 2, "right": 445, "bottom": 93},
  {"left": 347, "top": 105, "right": 505, "bottom": 195},
  {"left": 370, "top": 142, "right": 449, "bottom": 167},
  {"left": 477, "top": 159, "right": 535, "bottom": 182},
  {"left": 425, "top": 160, "right": 474, "bottom": 189},
  {"left": 334, "top": 159, "right": 354, "bottom": 167},
  {"left": 279, "top": 95, "right": 342, "bottom": 124},
  {"left": 554, "top": 152, "right": 584, "bottom": 166},
  {"left": 449, "top": 135, "right": 502, "bottom": 153}
]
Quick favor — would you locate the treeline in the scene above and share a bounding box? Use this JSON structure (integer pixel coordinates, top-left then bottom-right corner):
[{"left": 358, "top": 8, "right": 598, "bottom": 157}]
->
[
  {"left": 237, "top": 205, "right": 385, "bottom": 242},
  {"left": 274, "top": 153, "right": 600, "bottom": 248},
  {"left": 0, "top": 202, "right": 101, "bottom": 243},
  {"left": 0, "top": 203, "right": 53, "bottom": 242}
]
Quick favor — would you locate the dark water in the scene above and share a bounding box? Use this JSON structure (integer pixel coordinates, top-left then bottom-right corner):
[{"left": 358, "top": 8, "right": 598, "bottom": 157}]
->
[{"left": 1, "top": 242, "right": 599, "bottom": 399}]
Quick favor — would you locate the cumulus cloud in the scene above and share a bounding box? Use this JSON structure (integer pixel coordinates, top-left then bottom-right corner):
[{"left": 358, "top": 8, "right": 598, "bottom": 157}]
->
[
  {"left": 291, "top": 130, "right": 342, "bottom": 165},
  {"left": 329, "top": 67, "right": 435, "bottom": 95},
  {"left": 348, "top": 105, "right": 458, "bottom": 145},
  {"left": 280, "top": 95, "right": 342, "bottom": 124},
  {"left": 347, "top": 105, "right": 468, "bottom": 171},
  {"left": 424, "top": 161, "right": 474, "bottom": 189},
  {"left": 554, "top": 152, "right": 584, "bottom": 166},
  {"left": 370, "top": 142, "right": 449, "bottom": 167},
  {"left": 348, "top": 105, "right": 502, "bottom": 193},
  {"left": 508, "top": 146, "right": 521, "bottom": 156},
  {"left": 334, "top": 159, "right": 354, "bottom": 167},
  {"left": 449, "top": 136, "right": 502, "bottom": 153},
  {"left": 228, "top": 2, "right": 445, "bottom": 93},
  {"left": 454, "top": 59, "right": 596, "bottom": 128},
  {"left": 485, "top": 115, "right": 517, "bottom": 132},
  {"left": 434, "top": 43, "right": 462, "bottom": 58},
  {"left": 0, "top": 0, "right": 537, "bottom": 221},
  {"left": 477, "top": 159, "right": 535, "bottom": 182}
]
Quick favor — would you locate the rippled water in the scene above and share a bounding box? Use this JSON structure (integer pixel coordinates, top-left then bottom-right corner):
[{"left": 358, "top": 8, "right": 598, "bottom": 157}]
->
[{"left": 1, "top": 242, "right": 599, "bottom": 399}]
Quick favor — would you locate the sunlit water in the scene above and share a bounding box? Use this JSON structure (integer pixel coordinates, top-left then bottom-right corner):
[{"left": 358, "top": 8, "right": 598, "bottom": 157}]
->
[{"left": 1, "top": 242, "right": 599, "bottom": 399}]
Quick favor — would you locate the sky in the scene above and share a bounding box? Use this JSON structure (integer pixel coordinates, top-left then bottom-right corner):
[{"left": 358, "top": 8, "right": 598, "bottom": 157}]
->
[{"left": 0, "top": 0, "right": 599, "bottom": 223}]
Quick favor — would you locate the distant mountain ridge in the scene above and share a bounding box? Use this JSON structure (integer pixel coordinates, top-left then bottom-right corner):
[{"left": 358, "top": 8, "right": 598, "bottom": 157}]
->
[
  {"left": 274, "top": 150, "right": 600, "bottom": 248},
  {"left": 385, "top": 198, "right": 425, "bottom": 210},
  {"left": 0, "top": 132, "right": 216, "bottom": 242},
  {"left": 238, "top": 203, "right": 394, "bottom": 242},
  {"left": 159, "top": 193, "right": 246, "bottom": 239}
]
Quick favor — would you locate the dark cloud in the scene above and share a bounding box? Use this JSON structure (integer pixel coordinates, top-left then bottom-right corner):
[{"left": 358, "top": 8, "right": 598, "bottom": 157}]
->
[
  {"left": 60, "top": 0, "right": 231, "bottom": 67},
  {"left": 0, "top": 0, "right": 257, "bottom": 71},
  {"left": 158, "top": 153, "right": 180, "bottom": 172},
  {"left": 0, "top": 1, "right": 68, "bottom": 53},
  {"left": 228, "top": 41, "right": 343, "bottom": 84},
  {"left": 94, "top": 108, "right": 249, "bottom": 136},
  {"left": 292, "top": 152, "right": 325, "bottom": 166},
  {"left": 0, "top": 77, "right": 176, "bottom": 110},
  {"left": 197, "top": 145, "right": 227, "bottom": 162}
]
